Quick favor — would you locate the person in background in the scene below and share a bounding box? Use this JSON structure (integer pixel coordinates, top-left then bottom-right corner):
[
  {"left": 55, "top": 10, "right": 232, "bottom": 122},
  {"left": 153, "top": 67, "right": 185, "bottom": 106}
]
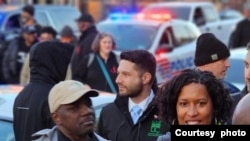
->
[
  {"left": 60, "top": 25, "right": 77, "bottom": 45},
  {"left": 38, "top": 26, "right": 57, "bottom": 42},
  {"left": 230, "top": 3, "right": 250, "bottom": 48},
  {"left": 237, "top": 42, "right": 250, "bottom": 98},
  {"left": 194, "top": 33, "right": 239, "bottom": 93},
  {"left": 232, "top": 93, "right": 250, "bottom": 124},
  {"left": 70, "top": 12, "right": 99, "bottom": 77},
  {"left": 72, "top": 33, "right": 118, "bottom": 93},
  {"left": 20, "top": 26, "right": 57, "bottom": 86},
  {"left": 97, "top": 49, "right": 169, "bottom": 141},
  {"left": 2, "top": 25, "right": 38, "bottom": 84},
  {"left": 194, "top": 33, "right": 240, "bottom": 124},
  {"left": 157, "top": 69, "right": 233, "bottom": 141},
  {"left": 13, "top": 41, "right": 74, "bottom": 141},
  {"left": 21, "top": 4, "right": 42, "bottom": 35},
  {"left": 32, "top": 80, "right": 108, "bottom": 141}
]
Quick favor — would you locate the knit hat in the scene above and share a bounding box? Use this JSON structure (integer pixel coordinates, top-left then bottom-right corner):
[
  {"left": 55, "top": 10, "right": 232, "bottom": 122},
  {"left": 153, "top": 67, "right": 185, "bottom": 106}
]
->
[
  {"left": 194, "top": 33, "right": 230, "bottom": 66},
  {"left": 48, "top": 80, "right": 99, "bottom": 113},
  {"left": 60, "top": 25, "right": 74, "bottom": 37}
]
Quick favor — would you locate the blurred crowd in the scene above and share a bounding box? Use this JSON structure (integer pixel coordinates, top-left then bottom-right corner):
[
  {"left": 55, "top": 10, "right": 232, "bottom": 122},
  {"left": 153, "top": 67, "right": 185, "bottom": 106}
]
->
[{"left": 1, "top": 2, "right": 250, "bottom": 141}]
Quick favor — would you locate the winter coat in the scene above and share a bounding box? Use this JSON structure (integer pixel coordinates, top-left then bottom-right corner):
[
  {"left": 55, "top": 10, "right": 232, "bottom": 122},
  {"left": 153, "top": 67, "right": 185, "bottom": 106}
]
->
[
  {"left": 13, "top": 41, "right": 74, "bottom": 141},
  {"left": 72, "top": 52, "right": 118, "bottom": 93},
  {"left": 32, "top": 126, "right": 109, "bottom": 141},
  {"left": 97, "top": 95, "right": 170, "bottom": 141},
  {"left": 231, "top": 18, "right": 250, "bottom": 48},
  {"left": 2, "top": 36, "right": 36, "bottom": 83},
  {"left": 70, "top": 25, "right": 99, "bottom": 75}
]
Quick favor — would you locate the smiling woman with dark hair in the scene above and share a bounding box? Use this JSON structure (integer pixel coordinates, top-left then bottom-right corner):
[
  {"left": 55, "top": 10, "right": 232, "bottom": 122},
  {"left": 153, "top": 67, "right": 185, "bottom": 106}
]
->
[
  {"left": 156, "top": 69, "right": 233, "bottom": 141},
  {"left": 158, "top": 69, "right": 232, "bottom": 125}
]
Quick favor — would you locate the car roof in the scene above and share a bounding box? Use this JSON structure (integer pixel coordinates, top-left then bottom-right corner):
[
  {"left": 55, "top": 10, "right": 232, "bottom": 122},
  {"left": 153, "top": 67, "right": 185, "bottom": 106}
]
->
[
  {"left": 145, "top": 1, "right": 212, "bottom": 8},
  {"left": 229, "top": 47, "right": 247, "bottom": 60},
  {"left": 0, "top": 85, "right": 116, "bottom": 122},
  {"left": 98, "top": 18, "right": 189, "bottom": 27}
]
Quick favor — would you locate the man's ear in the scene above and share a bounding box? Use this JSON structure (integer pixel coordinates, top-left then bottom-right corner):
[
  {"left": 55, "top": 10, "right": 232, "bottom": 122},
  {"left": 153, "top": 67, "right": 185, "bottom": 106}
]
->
[
  {"left": 51, "top": 113, "right": 62, "bottom": 125},
  {"left": 142, "top": 72, "right": 152, "bottom": 85}
]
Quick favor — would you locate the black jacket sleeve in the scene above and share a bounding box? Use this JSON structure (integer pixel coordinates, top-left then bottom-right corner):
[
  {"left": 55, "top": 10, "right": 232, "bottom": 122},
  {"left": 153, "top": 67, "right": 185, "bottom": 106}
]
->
[
  {"left": 231, "top": 22, "right": 242, "bottom": 48},
  {"left": 71, "top": 54, "right": 89, "bottom": 83}
]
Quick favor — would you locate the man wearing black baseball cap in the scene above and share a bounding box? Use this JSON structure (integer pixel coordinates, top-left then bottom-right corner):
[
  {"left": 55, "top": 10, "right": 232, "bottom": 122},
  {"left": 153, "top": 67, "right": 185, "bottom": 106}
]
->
[
  {"left": 2, "top": 25, "right": 38, "bottom": 84},
  {"left": 70, "top": 12, "right": 99, "bottom": 80}
]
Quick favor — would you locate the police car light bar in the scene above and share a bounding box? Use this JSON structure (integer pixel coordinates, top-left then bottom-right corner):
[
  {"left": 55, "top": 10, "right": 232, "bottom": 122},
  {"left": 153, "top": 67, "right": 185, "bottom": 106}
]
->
[
  {"left": 108, "top": 13, "right": 135, "bottom": 21},
  {"left": 134, "top": 13, "right": 172, "bottom": 21}
]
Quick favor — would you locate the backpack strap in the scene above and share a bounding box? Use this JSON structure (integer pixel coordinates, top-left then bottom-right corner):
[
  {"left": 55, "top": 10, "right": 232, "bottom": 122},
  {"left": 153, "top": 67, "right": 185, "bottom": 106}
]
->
[
  {"left": 96, "top": 55, "right": 117, "bottom": 94},
  {"left": 87, "top": 53, "right": 95, "bottom": 68}
]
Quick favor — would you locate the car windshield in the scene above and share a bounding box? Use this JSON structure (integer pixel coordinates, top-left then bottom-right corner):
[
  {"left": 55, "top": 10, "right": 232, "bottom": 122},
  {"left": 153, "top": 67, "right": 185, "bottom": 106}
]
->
[
  {"left": 0, "top": 12, "right": 6, "bottom": 27},
  {"left": 141, "top": 6, "right": 191, "bottom": 20},
  {"left": 0, "top": 120, "right": 14, "bottom": 141},
  {"left": 97, "top": 24, "right": 158, "bottom": 51},
  {"left": 225, "top": 58, "right": 244, "bottom": 85},
  {"left": 49, "top": 9, "right": 80, "bottom": 33}
]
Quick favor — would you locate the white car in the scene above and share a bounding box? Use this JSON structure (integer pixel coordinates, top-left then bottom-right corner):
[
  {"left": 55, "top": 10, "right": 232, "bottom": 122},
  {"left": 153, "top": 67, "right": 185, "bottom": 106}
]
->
[
  {"left": 139, "top": 1, "right": 243, "bottom": 46},
  {"left": 225, "top": 48, "right": 246, "bottom": 90},
  {"left": 0, "top": 85, "right": 116, "bottom": 141},
  {"left": 97, "top": 16, "right": 201, "bottom": 83}
]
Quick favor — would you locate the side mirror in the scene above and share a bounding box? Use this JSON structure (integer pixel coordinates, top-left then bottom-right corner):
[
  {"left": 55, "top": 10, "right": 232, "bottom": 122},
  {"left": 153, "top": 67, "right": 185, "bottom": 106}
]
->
[{"left": 156, "top": 44, "right": 173, "bottom": 55}]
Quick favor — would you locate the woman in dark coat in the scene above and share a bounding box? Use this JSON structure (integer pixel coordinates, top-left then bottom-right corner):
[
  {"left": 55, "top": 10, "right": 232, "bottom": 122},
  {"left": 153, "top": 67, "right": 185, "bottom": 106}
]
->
[{"left": 72, "top": 32, "right": 119, "bottom": 93}]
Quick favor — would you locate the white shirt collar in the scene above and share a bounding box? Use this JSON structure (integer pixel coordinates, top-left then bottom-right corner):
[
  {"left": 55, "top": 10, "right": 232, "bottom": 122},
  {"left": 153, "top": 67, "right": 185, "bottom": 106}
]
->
[{"left": 128, "top": 89, "right": 155, "bottom": 113}]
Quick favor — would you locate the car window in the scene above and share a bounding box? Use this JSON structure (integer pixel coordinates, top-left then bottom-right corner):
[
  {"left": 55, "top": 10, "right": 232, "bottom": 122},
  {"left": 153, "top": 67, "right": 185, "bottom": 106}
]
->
[
  {"left": 97, "top": 24, "right": 158, "bottom": 51},
  {"left": 193, "top": 7, "right": 206, "bottom": 26},
  {"left": 0, "top": 120, "right": 15, "bottom": 141},
  {"left": 219, "top": 9, "right": 243, "bottom": 20},
  {"left": 202, "top": 6, "right": 218, "bottom": 23},
  {"left": 171, "top": 23, "right": 195, "bottom": 46},
  {"left": 142, "top": 6, "right": 191, "bottom": 20},
  {"left": 49, "top": 9, "right": 80, "bottom": 32},
  {"left": 4, "top": 14, "right": 21, "bottom": 31},
  {"left": 35, "top": 12, "right": 49, "bottom": 26}
]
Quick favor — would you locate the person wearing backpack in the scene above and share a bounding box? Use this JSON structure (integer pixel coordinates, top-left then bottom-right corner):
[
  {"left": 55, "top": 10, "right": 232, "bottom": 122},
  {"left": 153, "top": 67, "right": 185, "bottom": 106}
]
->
[{"left": 72, "top": 32, "right": 119, "bottom": 94}]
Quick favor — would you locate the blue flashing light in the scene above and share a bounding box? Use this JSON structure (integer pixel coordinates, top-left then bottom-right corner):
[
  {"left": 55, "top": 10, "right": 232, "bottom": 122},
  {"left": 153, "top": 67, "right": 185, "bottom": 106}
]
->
[
  {"left": 0, "top": 13, "right": 5, "bottom": 26},
  {"left": 108, "top": 6, "right": 140, "bottom": 21},
  {"left": 108, "top": 13, "right": 135, "bottom": 21}
]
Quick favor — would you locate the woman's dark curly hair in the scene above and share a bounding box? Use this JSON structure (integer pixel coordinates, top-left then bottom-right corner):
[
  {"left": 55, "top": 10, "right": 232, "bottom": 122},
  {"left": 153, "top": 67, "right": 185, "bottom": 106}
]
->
[{"left": 157, "top": 69, "right": 233, "bottom": 124}]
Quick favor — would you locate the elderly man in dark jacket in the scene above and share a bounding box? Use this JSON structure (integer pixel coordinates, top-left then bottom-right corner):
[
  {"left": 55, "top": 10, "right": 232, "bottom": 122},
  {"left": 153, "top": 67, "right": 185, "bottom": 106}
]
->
[
  {"left": 13, "top": 41, "right": 74, "bottom": 141},
  {"left": 70, "top": 12, "right": 99, "bottom": 76}
]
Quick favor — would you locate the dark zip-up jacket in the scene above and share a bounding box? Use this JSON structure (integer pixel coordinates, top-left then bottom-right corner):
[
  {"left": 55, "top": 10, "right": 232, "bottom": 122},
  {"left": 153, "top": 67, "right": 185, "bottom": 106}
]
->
[
  {"left": 97, "top": 95, "right": 170, "bottom": 141},
  {"left": 13, "top": 41, "right": 74, "bottom": 141},
  {"left": 70, "top": 25, "right": 98, "bottom": 74},
  {"left": 72, "top": 52, "right": 118, "bottom": 93},
  {"left": 231, "top": 19, "right": 250, "bottom": 48}
]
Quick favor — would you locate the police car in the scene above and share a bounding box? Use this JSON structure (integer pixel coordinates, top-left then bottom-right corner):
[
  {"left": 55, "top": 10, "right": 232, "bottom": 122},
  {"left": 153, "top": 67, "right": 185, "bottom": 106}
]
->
[
  {"left": 0, "top": 85, "right": 116, "bottom": 140},
  {"left": 97, "top": 14, "right": 201, "bottom": 83}
]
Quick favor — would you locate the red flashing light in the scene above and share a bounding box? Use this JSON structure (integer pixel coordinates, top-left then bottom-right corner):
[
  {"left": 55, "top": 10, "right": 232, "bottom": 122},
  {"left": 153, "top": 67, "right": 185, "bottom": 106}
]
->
[{"left": 134, "top": 13, "right": 172, "bottom": 21}]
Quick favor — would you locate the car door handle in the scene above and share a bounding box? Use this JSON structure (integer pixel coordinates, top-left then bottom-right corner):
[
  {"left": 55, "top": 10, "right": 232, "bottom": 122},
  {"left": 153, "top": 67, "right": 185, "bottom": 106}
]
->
[
  {"left": 218, "top": 26, "right": 222, "bottom": 30},
  {"left": 206, "top": 28, "right": 210, "bottom": 32}
]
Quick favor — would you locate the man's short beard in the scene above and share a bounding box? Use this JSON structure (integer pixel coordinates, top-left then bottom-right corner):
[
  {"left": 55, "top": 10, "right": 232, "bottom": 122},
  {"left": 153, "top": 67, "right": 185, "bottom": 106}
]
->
[{"left": 127, "top": 82, "right": 143, "bottom": 98}]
